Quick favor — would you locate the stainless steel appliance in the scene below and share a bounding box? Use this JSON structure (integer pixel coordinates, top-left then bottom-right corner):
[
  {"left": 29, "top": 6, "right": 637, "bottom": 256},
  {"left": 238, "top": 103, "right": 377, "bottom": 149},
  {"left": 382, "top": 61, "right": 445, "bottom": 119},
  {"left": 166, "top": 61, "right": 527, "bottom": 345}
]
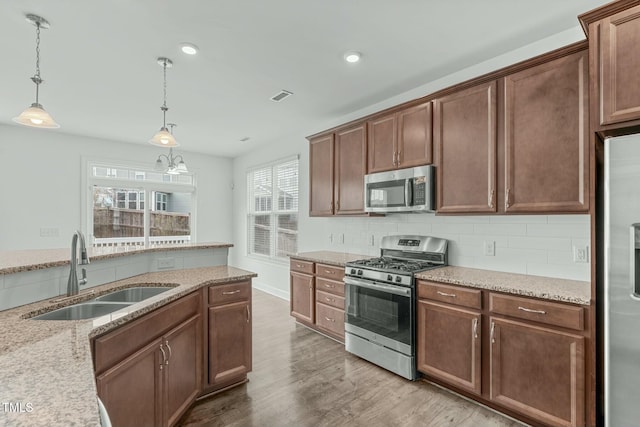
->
[
  {"left": 364, "top": 165, "right": 434, "bottom": 213},
  {"left": 344, "top": 235, "right": 448, "bottom": 380},
  {"left": 603, "top": 134, "right": 640, "bottom": 425}
]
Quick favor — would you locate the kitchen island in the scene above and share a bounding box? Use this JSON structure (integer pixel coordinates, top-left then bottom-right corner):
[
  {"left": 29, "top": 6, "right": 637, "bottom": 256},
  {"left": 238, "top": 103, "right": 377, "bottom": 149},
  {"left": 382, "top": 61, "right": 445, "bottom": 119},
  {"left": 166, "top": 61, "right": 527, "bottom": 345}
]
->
[{"left": 0, "top": 265, "right": 256, "bottom": 427}]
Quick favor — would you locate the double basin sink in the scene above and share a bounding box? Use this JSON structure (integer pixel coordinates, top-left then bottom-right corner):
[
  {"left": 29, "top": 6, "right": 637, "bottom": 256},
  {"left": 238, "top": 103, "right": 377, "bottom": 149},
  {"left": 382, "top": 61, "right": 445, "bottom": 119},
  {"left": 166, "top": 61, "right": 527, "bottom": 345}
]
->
[{"left": 31, "top": 286, "right": 174, "bottom": 321}]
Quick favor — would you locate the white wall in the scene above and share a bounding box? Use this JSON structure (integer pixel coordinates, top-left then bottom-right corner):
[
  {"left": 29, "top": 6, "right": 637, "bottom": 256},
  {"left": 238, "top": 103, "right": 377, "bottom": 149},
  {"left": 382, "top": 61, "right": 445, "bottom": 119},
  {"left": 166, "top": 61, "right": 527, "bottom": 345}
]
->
[
  {"left": 230, "top": 27, "right": 592, "bottom": 299},
  {"left": 0, "top": 124, "right": 234, "bottom": 250}
]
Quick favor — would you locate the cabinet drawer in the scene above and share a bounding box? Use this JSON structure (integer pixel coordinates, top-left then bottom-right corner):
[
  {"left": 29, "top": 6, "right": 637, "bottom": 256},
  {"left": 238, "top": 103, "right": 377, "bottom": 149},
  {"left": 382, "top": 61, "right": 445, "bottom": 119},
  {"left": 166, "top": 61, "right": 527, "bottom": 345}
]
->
[
  {"left": 316, "top": 277, "right": 345, "bottom": 297},
  {"left": 316, "top": 303, "right": 345, "bottom": 337},
  {"left": 315, "top": 263, "right": 345, "bottom": 281},
  {"left": 208, "top": 281, "right": 251, "bottom": 306},
  {"left": 418, "top": 281, "right": 482, "bottom": 310},
  {"left": 290, "top": 258, "right": 314, "bottom": 274},
  {"left": 316, "top": 290, "right": 345, "bottom": 310},
  {"left": 93, "top": 290, "right": 201, "bottom": 375},
  {"left": 489, "top": 293, "right": 584, "bottom": 331}
]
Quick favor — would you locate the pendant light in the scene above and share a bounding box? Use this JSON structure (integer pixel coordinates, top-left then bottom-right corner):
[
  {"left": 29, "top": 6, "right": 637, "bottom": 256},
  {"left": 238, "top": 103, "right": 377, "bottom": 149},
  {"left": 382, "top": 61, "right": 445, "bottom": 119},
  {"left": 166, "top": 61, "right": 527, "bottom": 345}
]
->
[
  {"left": 154, "top": 124, "right": 188, "bottom": 174},
  {"left": 149, "top": 57, "right": 179, "bottom": 147},
  {"left": 12, "top": 14, "right": 60, "bottom": 129}
]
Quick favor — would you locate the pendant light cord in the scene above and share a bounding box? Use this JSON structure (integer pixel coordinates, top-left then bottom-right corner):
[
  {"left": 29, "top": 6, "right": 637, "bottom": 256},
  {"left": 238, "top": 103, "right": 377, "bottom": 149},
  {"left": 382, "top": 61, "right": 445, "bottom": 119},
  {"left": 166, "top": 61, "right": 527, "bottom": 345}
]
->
[
  {"left": 161, "top": 60, "right": 168, "bottom": 127},
  {"left": 32, "top": 21, "right": 42, "bottom": 104}
]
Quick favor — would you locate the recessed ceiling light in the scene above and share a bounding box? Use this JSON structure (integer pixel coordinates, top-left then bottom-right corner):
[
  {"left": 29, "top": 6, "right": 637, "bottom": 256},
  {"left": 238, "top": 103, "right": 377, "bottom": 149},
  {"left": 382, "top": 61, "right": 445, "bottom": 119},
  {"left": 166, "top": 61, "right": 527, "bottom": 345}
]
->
[
  {"left": 180, "top": 43, "right": 199, "bottom": 55},
  {"left": 240, "top": 137, "right": 251, "bottom": 142},
  {"left": 344, "top": 51, "right": 362, "bottom": 63}
]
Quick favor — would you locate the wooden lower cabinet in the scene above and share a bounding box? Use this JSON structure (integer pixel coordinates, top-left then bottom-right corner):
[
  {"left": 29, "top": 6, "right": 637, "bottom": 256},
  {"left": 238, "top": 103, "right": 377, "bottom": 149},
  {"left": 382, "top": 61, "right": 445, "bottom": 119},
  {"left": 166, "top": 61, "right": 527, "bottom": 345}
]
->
[
  {"left": 290, "top": 271, "right": 315, "bottom": 324},
  {"left": 489, "top": 317, "right": 585, "bottom": 427},
  {"left": 204, "top": 280, "right": 253, "bottom": 393},
  {"left": 417, "top": 300, "right": 481, "bottom": 394},
  {"left": 96, "top": 313, "right": 201, "bottom": 427},
  {"left": 208, "top": 300, "right": 252, "bottom": 387},
  {"left": 96, "top": 338, "right": 163, "bottom": 427},
  {"left": 416, "top": 280, "right": 588, "bottom": 427}
]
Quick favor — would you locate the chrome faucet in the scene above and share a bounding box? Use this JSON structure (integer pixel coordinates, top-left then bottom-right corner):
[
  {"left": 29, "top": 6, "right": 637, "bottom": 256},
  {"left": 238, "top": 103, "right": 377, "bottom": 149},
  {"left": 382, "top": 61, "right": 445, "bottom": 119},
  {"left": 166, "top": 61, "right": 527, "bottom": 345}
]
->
[{"left": 67, "top": 230, "right": 90, "bottom": 296}]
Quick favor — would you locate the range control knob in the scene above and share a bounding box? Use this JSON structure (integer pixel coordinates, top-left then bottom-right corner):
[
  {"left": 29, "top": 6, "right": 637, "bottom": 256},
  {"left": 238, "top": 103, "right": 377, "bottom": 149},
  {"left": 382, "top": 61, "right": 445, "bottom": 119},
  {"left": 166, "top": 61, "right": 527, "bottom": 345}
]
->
[
  {"left": 395, "top": 276, "right": 402, "bottom": 283},
  {"left": 387, "top": 274, "right": 393, "bottom": 282},
  {"left": 357, "top": 269, "right": 363, "bottom": 276},
  {"left": 350, "top": 268, "right": 356, "bottom": 275}
]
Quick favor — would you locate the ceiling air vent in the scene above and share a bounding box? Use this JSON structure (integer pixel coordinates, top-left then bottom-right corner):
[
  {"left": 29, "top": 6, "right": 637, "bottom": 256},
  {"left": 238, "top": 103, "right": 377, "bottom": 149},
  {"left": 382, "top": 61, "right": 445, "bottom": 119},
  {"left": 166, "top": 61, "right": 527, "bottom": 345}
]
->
[{"left": 270, "top": 90, "right": 293, "bottom": 102}]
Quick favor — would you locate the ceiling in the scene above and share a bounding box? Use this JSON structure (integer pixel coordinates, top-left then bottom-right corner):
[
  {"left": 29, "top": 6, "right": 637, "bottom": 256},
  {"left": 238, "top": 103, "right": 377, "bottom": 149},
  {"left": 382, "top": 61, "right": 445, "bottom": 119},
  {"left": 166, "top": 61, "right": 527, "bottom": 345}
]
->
[{"left": 0, "top": 0, "right": 608, "bottom": 158}]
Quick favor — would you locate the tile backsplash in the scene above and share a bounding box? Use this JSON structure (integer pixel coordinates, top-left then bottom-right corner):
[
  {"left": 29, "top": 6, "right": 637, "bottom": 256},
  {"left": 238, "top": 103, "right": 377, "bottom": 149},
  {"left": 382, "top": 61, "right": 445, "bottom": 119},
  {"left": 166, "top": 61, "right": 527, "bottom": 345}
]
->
[{"left": 306, "top": 214, "right": 590, "bottom": 282}]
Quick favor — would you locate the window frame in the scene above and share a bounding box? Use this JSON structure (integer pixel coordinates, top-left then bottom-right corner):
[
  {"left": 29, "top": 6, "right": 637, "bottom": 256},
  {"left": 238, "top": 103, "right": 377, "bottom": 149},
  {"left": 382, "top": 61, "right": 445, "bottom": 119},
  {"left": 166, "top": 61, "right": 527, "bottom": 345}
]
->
[
  {"left": 82, "top": 157, "right": 197, "bottom": 247},
  {"left": 246, "top": 155, "right": 299, "bottom": 263}
]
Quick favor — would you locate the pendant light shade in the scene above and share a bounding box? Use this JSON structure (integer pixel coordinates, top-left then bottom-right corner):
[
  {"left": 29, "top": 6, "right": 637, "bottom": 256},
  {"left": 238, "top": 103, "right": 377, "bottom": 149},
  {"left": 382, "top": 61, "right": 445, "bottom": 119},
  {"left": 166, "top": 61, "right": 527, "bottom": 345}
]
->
[
  {"left": 13, "top": 102, "right": 59, "bottom": 128},
  {"left": 149, "top": 57, "right": 179, "bottom": 147},
  {"left": 150, "top": 127, "right": 178, "bottom": 147},
  {"left": 13, "top": 14, "right": 60, "bottom": 129},
  {"left": 154, "top": 124, "right": 188, "bottom": 174}
]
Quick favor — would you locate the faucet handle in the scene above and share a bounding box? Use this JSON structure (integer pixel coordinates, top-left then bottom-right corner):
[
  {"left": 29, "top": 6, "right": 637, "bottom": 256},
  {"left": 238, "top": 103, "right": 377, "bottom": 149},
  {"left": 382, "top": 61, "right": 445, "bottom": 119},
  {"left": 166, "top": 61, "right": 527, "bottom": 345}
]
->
[{"left": 79, "top": 268, "right": 88, "bottom": 286}]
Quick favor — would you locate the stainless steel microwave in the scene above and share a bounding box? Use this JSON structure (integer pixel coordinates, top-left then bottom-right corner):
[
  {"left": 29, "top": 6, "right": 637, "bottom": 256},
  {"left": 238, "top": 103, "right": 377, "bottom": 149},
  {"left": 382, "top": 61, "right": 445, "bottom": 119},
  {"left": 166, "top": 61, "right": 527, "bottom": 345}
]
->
[{"left": 364, "top": 165, "right": 434, "bottom": 213}]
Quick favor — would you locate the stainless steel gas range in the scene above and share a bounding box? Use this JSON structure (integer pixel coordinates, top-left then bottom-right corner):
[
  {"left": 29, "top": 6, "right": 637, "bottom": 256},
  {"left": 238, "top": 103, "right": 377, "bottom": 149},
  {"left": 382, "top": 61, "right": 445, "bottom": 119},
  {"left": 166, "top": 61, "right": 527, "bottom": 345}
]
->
[{"left": 344, "top": 235, "right": 448, "bottom": 380}]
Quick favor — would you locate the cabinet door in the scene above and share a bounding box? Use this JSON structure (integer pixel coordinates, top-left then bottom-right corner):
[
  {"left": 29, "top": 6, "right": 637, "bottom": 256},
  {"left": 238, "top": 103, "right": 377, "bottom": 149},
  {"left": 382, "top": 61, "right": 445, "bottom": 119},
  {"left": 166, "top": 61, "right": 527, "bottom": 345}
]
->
[
  {"left": 397, "top": 102, "right": 433, "bottom": 168},
  {"left": 367, "top": 114, "right": 397, "bottom": 173},
  {"left": 309, "top": 134, "right": 334, "bottom": 216},
  {"left": 164, "top": 315, "right": 202, "bottom": 427},
  {"left": 290, "top": 271, "right": 314, "bottom": 324},
  {"left": 600, "top": 4, "right": 640, "bottom": 125},
  {"left": 504, "top": 50, "right": 589, "bottom": 213},
  {"left": 417, "top": 300, "right": 481, "bottom": 394},
  {"left": 96, "top": 338, "right": 163, "bottom": 427},
  {"left": 435, "top": 81, "right": 497, "bottom": 213},
  {"left": 490, "top": 317, "right": 585, "bottom": 427},
  {"left": 208, "top": 301, "right": 252, "bottom": 386},
  {"left": 334, "top": 124, "right": 367, "bottom": 214}
]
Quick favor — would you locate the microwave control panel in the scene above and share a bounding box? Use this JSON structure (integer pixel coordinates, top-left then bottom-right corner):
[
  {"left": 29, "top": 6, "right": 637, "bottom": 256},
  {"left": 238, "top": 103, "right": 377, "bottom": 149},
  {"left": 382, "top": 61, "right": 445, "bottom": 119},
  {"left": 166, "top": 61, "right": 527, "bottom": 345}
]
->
[{"left": 413, "top": 178, "right": 426, "bottom": 205}]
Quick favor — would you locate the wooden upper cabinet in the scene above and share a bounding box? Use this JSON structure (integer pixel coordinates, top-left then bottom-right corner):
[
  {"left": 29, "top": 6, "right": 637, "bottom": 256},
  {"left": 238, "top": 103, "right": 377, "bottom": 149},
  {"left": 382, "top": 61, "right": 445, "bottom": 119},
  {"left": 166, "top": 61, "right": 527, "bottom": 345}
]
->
[
  {"left": 334, "top": 123, "right": 367, "bottom": 214},
  {"left": 309, "top": 134, "right": 334, "bottom": 216},
  {"left": 435, "top": 81, "right": 497, "bottom": 213},
  {"left": 367, "top": 103, "right": 433, "bottom": 173},
  {"left": 599, "top": 4, "right": 640, "bottom": 126},
  {"left": 503, "top": 50, "right": 589, "bottom": 213},
  {"left": 397, "top": 102, "right": 433, "bottom": 168},
  {"left": 367, "top": 114, "right": 397, "bottom": 173}
]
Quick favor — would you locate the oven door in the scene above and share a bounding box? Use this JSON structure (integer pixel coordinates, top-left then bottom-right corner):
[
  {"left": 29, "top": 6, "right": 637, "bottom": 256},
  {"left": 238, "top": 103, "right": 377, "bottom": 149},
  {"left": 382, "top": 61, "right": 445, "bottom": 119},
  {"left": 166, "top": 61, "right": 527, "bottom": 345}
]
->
[{"left": 344, "top": 276, "right": 414, "bottom": 355}]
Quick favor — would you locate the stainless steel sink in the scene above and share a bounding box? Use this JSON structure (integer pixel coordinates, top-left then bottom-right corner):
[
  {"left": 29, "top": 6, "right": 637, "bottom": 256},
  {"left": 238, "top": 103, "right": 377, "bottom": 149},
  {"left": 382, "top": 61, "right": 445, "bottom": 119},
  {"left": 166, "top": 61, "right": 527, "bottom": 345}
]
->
[
  {"left": 31, "top": 301, "right": 132, "bottom": 320},
  {"left": 92, "top": 286, "right": 173, "bottom": 303}
]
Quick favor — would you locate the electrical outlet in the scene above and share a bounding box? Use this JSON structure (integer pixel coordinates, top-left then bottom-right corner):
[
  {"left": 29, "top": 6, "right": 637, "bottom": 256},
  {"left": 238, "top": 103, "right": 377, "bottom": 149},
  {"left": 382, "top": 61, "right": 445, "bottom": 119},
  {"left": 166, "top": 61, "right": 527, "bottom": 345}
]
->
[
  {"left": 484, "top": 240, "right": 495, "bottom": 256},
  {"left": 573, "top": 246, "right": 589, "bottom": 263},
  {"left": 40, "top": 227, "right": 59, "bottom": 237},
  {"left": 157, "top": 258, "right": 175, "bottom": 269}
]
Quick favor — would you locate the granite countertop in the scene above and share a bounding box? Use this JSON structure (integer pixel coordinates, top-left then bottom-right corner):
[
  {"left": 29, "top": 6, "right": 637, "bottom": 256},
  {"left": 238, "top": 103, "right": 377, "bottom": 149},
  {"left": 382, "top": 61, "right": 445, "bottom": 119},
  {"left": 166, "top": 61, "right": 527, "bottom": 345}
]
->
[
  {"left": 0, "top": 265, "right": 256, "bottom": 427},
  {"left": 416, "top": 266, "right": 591, "bottom": 305},
  {"left": 0, "top": 242, "right": 233, "bottom": 274},
  {"left": 291, "top": 251, "right": 590, "bottom": 305},
  {"left": 290, "top": 251, "right": 372, "bottom": 267}
]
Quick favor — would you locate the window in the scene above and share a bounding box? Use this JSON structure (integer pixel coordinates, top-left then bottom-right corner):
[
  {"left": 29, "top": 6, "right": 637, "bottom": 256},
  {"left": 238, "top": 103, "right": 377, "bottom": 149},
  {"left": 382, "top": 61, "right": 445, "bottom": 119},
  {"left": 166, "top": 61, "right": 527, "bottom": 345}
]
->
[
  {"left": 88, "top": 161, "right": 195, "bottom": 248},
  {"left": 247, "top": 156, "right": 299, "bottom": 260}
]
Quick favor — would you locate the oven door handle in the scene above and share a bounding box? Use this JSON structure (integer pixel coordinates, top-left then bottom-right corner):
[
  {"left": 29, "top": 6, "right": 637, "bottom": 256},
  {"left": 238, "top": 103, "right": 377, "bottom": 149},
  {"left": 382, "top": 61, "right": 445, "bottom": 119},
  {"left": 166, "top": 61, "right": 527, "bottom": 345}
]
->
[{"left": 344, "top": 277, "right": 411, "bottom": 297}]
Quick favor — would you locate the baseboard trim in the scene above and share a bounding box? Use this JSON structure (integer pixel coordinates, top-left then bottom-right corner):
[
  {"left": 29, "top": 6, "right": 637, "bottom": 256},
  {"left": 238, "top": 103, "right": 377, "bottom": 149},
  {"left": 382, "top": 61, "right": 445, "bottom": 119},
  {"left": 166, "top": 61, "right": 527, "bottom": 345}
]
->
[{"left": 252, "top": 280, "right": 289, "bottom": 301}]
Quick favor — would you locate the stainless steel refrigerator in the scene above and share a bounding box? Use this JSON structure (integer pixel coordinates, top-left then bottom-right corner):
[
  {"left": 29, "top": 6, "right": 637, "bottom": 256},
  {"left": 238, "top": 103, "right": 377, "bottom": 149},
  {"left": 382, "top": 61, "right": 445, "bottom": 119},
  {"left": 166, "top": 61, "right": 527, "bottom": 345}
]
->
[{"left": 604, "top": 134, "right": 640, "bottom": 426}]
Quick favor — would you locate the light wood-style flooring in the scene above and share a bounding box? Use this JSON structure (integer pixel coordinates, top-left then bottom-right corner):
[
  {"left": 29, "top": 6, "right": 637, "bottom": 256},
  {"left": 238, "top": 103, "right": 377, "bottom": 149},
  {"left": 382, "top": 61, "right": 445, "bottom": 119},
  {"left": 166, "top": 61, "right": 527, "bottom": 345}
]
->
[{"left": 179, "top": 289, "right": 525, "bottom": 427}]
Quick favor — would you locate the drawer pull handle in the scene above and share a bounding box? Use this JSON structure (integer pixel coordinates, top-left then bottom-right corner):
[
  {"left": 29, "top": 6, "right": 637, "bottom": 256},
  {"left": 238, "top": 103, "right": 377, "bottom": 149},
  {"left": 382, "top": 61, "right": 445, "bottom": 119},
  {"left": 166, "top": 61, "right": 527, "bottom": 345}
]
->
[
  {"left": 296, "top": 264, "right": 302, "bottom": 268},
  {"left": 436, "top": 291, "right": 456, "bottom": 298},
  {"left": 518, "top": 306, "right": 546, "bottom": 315},
  {"left": 325, "top": 270, "right": 334, "bottom": 274},
  {"left": 325, "top": 297, "right": 334, "bottom": 302},
  {"left": 223, "top": 290, "right": 241, "bottom": 295},
  {"left": 490, "top": 321, "right": 496, "bottom": 344},
  {"left": 325, "top": 316, "right": 335, "bottom": 322},
  {"left": 325, "top": 283, "right": 334, "bottom": 288},
  {"left": 472, "top": 318, "right": 478, "bottom": 339}
]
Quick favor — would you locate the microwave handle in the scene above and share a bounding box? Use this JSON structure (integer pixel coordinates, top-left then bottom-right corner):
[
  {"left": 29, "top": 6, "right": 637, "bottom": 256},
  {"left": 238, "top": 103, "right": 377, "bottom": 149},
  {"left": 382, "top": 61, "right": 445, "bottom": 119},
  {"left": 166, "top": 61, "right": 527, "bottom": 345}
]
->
[{"left": 404, "top": 179, "right": 413, "bottom": 207}]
